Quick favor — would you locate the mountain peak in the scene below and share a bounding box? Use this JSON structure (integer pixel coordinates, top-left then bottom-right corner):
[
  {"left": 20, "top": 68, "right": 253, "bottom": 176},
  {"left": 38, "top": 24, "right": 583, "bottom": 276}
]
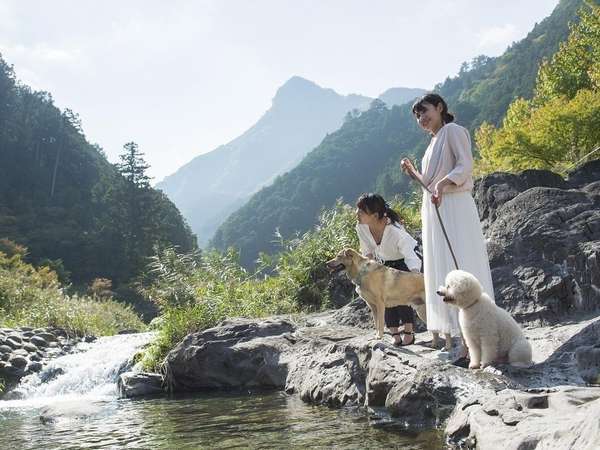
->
[{"left": 273, "top": 76, "right": 330, "bottom": 104}]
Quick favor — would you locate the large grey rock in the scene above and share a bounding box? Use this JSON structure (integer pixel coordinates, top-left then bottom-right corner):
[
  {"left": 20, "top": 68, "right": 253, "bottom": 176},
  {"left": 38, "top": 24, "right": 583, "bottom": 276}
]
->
[
  {"left": 568, "top": 159, "right": 600, "bottom": 189},
  {"left": 474, "top": 162, "right": 600, "bottom": 325},
  {"left": 473, "top": 169, "right": 567, "bottom": 231},
  {"left": 446, "top": 386, "right": 600, "bottom": 450},
  {"left": 118, "top": 372, "right": 164, "bottom": 398},
  {"left": 326, "top": 271, "right": 356, "bottom": 308},
  {"left": 385, "top": 358, "right": 521, "bottom": 430},
  {"left": 329, "top": 297, "right": 373, "bottom": 330},
  {"left": 285, "top": 327, "right": 371, "bottom": 407},
  {"left": 164, "top": 318, "right": 296, "bottom": 391}
]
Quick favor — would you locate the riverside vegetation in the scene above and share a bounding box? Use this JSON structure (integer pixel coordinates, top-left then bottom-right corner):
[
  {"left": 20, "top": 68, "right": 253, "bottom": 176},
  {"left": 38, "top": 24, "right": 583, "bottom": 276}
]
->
[{"left": 0, "top": 240, "right": 144, "bottom": 337}]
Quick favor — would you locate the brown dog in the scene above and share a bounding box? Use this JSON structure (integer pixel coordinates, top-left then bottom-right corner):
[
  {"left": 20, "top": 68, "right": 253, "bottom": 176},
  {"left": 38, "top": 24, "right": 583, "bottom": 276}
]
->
[{"left": 327, "top": 248, "right": 426, "bottom": 338}]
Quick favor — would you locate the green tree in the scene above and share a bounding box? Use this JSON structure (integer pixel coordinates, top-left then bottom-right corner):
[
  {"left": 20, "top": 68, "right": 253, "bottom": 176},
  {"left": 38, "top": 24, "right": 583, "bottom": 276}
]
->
[
  {"left": 476, "top": 2, "right": 600, "bottom": 173},
  {"left": 116, "top": 141, "right": 151, "bottom": 188}
]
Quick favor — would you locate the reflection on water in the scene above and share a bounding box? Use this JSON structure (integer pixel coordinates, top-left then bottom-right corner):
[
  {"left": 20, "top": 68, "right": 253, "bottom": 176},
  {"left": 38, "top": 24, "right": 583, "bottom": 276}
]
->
[{"left": 0, "top": 391, "right": 443, "bottom": 449}]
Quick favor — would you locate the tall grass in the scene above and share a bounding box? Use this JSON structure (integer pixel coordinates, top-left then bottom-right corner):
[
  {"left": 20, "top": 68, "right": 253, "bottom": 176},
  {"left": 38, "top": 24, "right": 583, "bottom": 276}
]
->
[
  {"left": 0, "top": 248, "right": 145, "bottom": 336},
  {"left": 141, "top": 198, "right": 420, "bottom": 370}
]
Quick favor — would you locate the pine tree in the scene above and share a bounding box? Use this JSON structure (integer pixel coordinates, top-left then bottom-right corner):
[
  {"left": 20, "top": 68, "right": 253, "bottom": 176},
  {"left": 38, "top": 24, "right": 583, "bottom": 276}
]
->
[{"left": 116, "top": 141, "right": 151, "bottom": 188}]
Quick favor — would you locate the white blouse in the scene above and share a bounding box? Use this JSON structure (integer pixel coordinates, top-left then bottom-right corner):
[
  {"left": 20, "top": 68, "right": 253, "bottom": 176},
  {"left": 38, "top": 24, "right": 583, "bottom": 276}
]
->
[
  {"left": 421, "top": 122, "right": 474, "bottom": 194},
  {"left": 356, "top": 223, "right": 421, "bottom": 272}
]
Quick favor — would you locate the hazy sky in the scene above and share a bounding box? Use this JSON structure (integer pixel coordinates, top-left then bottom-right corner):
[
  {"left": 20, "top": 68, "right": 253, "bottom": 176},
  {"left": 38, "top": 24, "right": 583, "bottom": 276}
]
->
[{"left": 0, "top": 0, "right": 558, "bottom": 182}]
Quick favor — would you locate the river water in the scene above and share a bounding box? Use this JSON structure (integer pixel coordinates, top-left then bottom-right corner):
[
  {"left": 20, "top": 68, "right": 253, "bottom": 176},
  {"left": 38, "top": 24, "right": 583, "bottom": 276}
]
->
[{"left": 0, "top": 334, "right": 443, "bottom": 449}]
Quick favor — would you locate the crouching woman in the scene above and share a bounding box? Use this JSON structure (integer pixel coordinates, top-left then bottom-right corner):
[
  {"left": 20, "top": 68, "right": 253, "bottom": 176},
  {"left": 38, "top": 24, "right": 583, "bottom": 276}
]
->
[{"left": 355, "top": 193, "right": 421, "bottom": 346}]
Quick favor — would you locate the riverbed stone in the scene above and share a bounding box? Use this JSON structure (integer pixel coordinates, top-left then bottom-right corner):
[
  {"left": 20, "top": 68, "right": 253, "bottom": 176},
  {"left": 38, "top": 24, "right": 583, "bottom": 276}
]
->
[
  {"left": 12, "top": 349, "right": 29, "bottom": 358},
  {"left": 30, "top": 336, "right": 48, "bottom": 348},
  {"left": 26, "top": 361, "right": 43, "bottom": 373},
  {"left": 8, "top": 355, "right": 28, "bottom": 369},
  {"left": 36, "top": 332, "right": 57, "bottom": 342},
  {"left": 23, "top": 342, "right": 38, "bottom": 353},
  {"left": 118, "top": 372, "right": 164, "bottom": 398},
  {"left": 0, "top": 363, "right": 25, "bottom": 380},
  {"left": 0, "top": 344, "right": 12, "bottom": 354},
  {"left": 0, "top": 327, "right": 81, "bottom": 389},
  {"left": 5, "top": 338, "right": 22, "bottom": 350},
  {"left": 7, "top": 334, "right": 22, "bottom": 343}
]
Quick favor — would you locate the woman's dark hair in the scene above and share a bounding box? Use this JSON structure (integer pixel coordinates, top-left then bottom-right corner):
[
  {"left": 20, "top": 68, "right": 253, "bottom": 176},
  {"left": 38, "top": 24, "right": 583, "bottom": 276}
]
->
[
  {"left": 411, "top": 93, "right": 455, "bottom": 124},
  {"left": 356, "top": 193, "right": 402, "bottom": 224}
]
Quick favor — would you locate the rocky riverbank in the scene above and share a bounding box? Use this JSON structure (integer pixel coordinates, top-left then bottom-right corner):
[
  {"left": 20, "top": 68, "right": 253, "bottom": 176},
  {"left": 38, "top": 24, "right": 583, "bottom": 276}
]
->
[
  {"left": 0, "top": 327, "right": 92, "bottom": 389},
  {"left": 148, "top": 303, "right": 599, "bottom": 449}
]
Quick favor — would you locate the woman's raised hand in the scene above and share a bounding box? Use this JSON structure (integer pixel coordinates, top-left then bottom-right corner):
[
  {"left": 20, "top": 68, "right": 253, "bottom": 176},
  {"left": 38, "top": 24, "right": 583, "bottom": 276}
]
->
[{"left": 400, "top": 158, "right": 416, "bottom": 176}]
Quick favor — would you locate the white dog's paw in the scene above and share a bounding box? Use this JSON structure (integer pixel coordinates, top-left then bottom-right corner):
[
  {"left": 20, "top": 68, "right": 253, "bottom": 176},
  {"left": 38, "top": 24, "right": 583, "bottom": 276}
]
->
[{"left": 468, "top": 361, "right": 481, "bottom": 369}]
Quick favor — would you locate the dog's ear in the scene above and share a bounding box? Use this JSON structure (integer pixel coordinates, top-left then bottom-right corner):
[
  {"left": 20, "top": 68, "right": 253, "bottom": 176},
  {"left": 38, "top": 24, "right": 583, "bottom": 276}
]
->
[{"left": 343, "top": 248, "right": 352, "bottom": 257}]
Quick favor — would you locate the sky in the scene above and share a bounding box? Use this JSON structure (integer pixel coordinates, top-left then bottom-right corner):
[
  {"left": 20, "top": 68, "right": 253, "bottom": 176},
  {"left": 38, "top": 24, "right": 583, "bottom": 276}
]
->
[{"left": 0, "top": 0, "right": 559, "bottom": 182}]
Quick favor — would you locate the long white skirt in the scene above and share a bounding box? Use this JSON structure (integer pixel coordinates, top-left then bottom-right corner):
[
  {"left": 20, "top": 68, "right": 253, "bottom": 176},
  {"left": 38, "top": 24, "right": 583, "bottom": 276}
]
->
[{"left": 422, "top": 190, "right": 495, "bottom": 336}]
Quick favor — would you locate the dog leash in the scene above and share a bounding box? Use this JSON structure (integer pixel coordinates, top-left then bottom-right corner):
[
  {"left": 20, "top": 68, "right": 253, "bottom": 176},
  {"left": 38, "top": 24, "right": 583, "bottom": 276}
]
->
[{"left": 404, "top": 167, "right": 460, "bottom": 270}]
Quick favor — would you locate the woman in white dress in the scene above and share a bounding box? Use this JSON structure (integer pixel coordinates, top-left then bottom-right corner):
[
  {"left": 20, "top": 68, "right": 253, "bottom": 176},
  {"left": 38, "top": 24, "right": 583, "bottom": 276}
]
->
[
  {"left": 400, "top": 93, "right": 494, "bottom": 356},
  {"left": 355, "top": 193, "right": 422, "bottom": 346}
]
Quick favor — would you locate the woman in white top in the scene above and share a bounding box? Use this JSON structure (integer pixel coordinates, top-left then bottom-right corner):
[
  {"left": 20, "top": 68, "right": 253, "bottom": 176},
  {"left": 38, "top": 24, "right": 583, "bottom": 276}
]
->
[
  {"left": 401, "top": 93, "right": 495, "bottom": 355},
  {"left": 355, "top": 193, "right": 422, "bottom": 346}
]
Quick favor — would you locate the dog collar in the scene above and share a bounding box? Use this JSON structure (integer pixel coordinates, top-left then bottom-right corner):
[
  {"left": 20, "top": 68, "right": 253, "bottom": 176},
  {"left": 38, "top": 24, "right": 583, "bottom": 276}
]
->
[{"left": 354, "top": 264, "right": 371, "bottom": 286}]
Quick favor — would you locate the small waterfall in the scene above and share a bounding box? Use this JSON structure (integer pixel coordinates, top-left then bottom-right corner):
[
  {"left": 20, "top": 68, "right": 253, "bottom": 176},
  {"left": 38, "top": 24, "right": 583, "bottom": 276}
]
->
[{"left": 0, "top": 332, "right": 153, "bottom": 410}]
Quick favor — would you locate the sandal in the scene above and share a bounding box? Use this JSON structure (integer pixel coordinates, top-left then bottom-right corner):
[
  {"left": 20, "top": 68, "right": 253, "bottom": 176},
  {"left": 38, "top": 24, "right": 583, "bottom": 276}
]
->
[
  {"left": 394, "top": 331, "right": 415, "bottom": 347},
  {"left": 452, "top": 356, "right": 470, "bottom": 368}
]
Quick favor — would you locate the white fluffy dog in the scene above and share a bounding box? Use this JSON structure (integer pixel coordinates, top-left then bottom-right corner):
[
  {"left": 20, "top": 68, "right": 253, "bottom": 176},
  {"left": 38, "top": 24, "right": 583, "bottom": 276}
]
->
[{"left": 437, "top": 270, "right": 532, "bottom": 369}]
